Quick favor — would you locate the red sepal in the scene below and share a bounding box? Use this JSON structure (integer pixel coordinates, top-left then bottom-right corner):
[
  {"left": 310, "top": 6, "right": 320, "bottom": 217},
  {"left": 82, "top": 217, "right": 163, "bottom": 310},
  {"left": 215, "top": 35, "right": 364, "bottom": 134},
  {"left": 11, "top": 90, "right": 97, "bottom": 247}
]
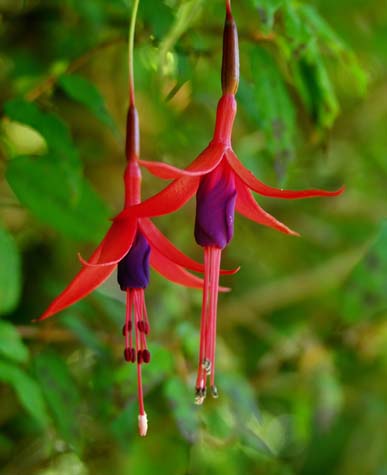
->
[
  {"left": 226, "top": 150, "right": 345, "bottom": 199},
  {"left": 235, "top": 177, "right": 299, "bottom": 236},
  {"left": 116, "top": 175, "right": 200, "bottom": 220},
  {"left": 139, "top": 218, "right": 239, "bottom": 276},
  {"left": 79, "top": 215, "right": 137, "bottom": 266},
  {"left": 138, "top": 143, "right": 225, "bottom": 179},
  {"left": 35, "top": 244, "right": 116, "bottom": 321},
  {"left": 150, "top": 247, "right": 203, "bottom": 289},
  {"left": 150, "top": 247, "right": 230, "bottom": 292}
]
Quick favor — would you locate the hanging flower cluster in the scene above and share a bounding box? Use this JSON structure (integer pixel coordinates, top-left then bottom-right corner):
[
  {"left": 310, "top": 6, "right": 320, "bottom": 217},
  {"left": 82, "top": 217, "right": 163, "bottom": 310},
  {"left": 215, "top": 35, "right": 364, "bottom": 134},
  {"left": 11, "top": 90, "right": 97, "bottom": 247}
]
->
[{"left": 37, "top": 0, "right": 344, "bottom": 436}]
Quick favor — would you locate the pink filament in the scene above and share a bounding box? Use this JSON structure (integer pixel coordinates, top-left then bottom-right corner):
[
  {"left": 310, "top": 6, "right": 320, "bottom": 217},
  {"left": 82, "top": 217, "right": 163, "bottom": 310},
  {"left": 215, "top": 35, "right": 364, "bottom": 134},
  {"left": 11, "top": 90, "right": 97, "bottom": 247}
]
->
[
  {"left": 124, "top": 289, "right": 149, "bottom": 431},
  {"left": 195, "top": 246, "right": 222, "bottom": 397},
  {"left": 125, "top": 289, "right": 133, "bottom": 355},
  {"left": 133, "top": 289, "right": 146, "bottom": 416}
]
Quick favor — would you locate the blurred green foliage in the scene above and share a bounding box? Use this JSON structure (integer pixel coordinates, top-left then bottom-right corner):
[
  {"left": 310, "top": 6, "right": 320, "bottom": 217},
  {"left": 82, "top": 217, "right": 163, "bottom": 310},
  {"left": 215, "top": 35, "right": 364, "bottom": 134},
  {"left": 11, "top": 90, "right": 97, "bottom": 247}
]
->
[{"left": 0, "top": 0, "right": 386, "bottom": 474}]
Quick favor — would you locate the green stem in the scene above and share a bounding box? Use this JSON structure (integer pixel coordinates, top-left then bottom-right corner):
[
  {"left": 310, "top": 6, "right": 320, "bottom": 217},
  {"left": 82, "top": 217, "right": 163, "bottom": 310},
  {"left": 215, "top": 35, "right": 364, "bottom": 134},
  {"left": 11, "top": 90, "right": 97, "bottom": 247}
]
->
[{"left": 128, "top": 0, "right": 140, "bottom": 106}]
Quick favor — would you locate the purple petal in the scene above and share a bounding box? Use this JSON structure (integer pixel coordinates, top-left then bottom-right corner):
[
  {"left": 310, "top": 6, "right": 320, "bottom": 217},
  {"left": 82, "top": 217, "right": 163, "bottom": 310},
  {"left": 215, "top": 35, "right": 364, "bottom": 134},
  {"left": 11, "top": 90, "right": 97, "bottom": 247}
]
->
[
  {"left": 117, "top": 232, "right": 151, "bottom": 290},
  {"left": 194, "top": 164, "right": 236, "bottom": 249}
]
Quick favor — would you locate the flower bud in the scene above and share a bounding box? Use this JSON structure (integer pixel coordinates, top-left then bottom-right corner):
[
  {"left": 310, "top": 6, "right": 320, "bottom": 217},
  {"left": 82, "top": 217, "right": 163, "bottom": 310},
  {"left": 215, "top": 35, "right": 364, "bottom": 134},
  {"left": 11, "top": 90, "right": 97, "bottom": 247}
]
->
[{"left": 221, "top": 8, "right": 239, "bottom": 95}]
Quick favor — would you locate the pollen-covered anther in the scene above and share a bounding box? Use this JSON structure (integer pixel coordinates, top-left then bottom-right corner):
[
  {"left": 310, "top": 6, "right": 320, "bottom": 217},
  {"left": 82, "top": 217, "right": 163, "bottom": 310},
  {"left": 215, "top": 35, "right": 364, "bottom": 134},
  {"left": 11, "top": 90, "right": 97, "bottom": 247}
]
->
[
  {"left": 210, "top": 385, "right": 219, "bottom": 399},
  {"left": 194, "top": 387, "right": 207, "bottom": 405},
  {"left": 138, "top": 413, "right": 148, "bottom": 437},
  {"left": 202, "top": 358, "right": 212, "bottom": 375}
]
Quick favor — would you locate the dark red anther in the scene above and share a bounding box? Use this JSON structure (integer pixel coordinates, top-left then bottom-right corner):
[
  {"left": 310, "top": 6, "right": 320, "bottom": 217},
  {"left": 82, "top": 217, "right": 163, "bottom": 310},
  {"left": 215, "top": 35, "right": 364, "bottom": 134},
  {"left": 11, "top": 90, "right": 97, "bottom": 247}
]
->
[
  {"left": 142, "top": 349, "right": 151, "bottom": 363},
  {"left": 124, "top": 348, "right": 132, "bottom": 362},
  {"left": 125, "top": 104, "right": 140, "bottom": 160},
  {"left": 143, "top": 322, "right": 149, "bottom": 335},
  {"left": 122, "top": 321, "right": 132, "bottom": 336},
  {"left": 137, "top": 321, "right": 144, "bottom": 332},
  {"left": 137, "top": 350, "right": 144, "bottom": 364},
  {"left": 131, "top": 348, "right": 136, "bottom": 363},
  {"left": 221, "top": 4, "right": 239, "bottom": 95}
]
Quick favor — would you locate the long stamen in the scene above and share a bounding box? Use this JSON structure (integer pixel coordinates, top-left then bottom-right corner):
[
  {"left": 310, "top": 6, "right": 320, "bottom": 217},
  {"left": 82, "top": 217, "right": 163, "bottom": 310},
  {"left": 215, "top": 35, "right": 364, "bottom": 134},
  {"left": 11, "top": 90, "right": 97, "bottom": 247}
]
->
[
  {"left": 195, "top": 247, "right": 211, "bottom": 404},
  {"left": 203, "top": 247, "right": 214, "bottom": 379},
  {"left": 133, "top": 289, "right": 148, "bottom": 436},
  {"left": 195, "top": 247, "right": 222, "bottom": 402},
  {"left": 123, "top": 289, "right": 135, "bottom": 362},
  {"left": 208, "top": 248, "right": 221, "bottom": 397}
]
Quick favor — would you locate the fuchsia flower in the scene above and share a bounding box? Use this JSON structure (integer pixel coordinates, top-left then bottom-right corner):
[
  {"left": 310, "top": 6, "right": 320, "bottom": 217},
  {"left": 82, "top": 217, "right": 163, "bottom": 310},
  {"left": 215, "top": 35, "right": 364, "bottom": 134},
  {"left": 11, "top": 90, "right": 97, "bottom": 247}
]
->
[
  {"left": 117, "top": 1, "right": 344, "bottom": 403},
  {"left": 37, "top": 105, "right": 216, "bottom": 435}
]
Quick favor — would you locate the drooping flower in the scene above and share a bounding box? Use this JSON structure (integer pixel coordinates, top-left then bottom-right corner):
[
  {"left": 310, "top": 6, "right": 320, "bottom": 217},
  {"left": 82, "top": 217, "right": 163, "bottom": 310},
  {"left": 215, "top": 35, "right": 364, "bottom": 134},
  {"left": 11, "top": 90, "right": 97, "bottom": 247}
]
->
[
  {"left": 36, "top": 104, "right": 217, "bottom": 435},
  {"left": 36, "top": 0, "right": 236, "bottom": 436},
  {"left": 116, "top": 0, "right": 344, "bottom": 403}
]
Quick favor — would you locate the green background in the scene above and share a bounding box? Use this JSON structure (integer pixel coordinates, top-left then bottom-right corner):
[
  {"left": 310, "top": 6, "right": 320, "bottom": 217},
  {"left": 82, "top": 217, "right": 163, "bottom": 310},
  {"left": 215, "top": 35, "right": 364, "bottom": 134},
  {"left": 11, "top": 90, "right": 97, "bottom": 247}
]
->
[{"left": 0, "top": 0, "right": 386, "bottom": 473}]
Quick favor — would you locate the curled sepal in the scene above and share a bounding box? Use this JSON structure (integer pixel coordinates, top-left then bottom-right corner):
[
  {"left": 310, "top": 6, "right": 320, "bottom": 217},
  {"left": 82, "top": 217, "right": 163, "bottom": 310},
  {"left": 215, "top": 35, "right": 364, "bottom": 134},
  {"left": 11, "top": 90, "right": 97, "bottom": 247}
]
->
[
  {"left": 139, "top": 218, "right": 239, "bottom": 276},
  {"left": 116, "top": 175, "right": 201, "bottom": 220},
  {"left": 138, "top": 143, "right": 225, "bottom": 180},
  {"left": 226, "top": 150, "right": 345, "bottom": 199},
  {"left": 79, "top": 215, "right": 138, "bottom": 267},
  {"left": 35, "top": 244, "right": 116, "bottom": 321},
  {"left": 235, "top": 177, "right": 299, "bottom": 236},
  {"left": 150, "top": 246, "right": 204, "bottom": 289},
  {"left": 150, "top": 247, "right": 230, "bottom": 293}
]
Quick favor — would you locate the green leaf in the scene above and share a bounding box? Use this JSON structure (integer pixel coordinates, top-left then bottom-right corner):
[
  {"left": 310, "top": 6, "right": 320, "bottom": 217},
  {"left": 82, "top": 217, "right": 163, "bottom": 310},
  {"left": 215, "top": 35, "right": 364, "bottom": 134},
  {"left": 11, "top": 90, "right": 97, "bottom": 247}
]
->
[
  {"left": 58, "top": 74, "right": 116, "bottom": 130},
  {"left": 281, "top": 2, "right": 310, "bottom": 49},
  {"left": 62, "top": 313, "right": 107, "bottom": 354},
  {"left": 6, "top": 155, "right": 110, "bottom": 243},
  {"left": 163, "top": 376, "right": 199, "bottom": 441},
  {"left": 279, "top": 3, "right": 366, "bottom": 128},
  {"left": 299, "top": 4, "right": 367, "bottom": 95},
  {"left": 0, "top": 321, "right": 28, "bottom": 363},
  {"left": 291, "top": 41, "right": 339, "bottom": 129},
  {"left": 0, "top": 226, "right": 21, "bottom": 315},
  {"left": 141, "top": 0, "right": 174, "bottom": 39},
  {"left": 240, "top": 48, "right": 296, "bottom": 179},
  {"left": 0, "top": 360, "right": 49, "bottom": 427},
  {"left": 3, "top": 98, "right": 81, "bottom": 194},
  {"left": 250, "top": 0, "right": 286, "bottom": 33},
  {"left": 159, "top": 0, "right": 204, "bottom": 77},
  {"left": 34, "top": 351, "right": 82, "bottom": 448},
  {"left": 342, "top": 221, "right": 387, "bottom": 322}
]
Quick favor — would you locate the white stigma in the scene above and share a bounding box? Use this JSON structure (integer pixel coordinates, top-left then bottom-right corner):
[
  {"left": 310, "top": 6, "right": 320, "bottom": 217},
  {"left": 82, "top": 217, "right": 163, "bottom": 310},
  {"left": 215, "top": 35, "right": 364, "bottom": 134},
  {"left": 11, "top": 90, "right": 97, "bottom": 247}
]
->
[
  {"left": 194, "top": 395, "right": 205, "bottom": 405},
  {"left": 138, "top": 413, "right": 148, "bottom": 437}
]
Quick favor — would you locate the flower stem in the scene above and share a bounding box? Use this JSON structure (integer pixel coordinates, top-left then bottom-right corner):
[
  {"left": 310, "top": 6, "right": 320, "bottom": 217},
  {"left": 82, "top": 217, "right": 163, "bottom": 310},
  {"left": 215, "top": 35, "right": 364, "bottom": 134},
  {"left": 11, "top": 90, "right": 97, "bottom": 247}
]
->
[{"left": 128, "top": 0, "right": 140, "bottom": 106}]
